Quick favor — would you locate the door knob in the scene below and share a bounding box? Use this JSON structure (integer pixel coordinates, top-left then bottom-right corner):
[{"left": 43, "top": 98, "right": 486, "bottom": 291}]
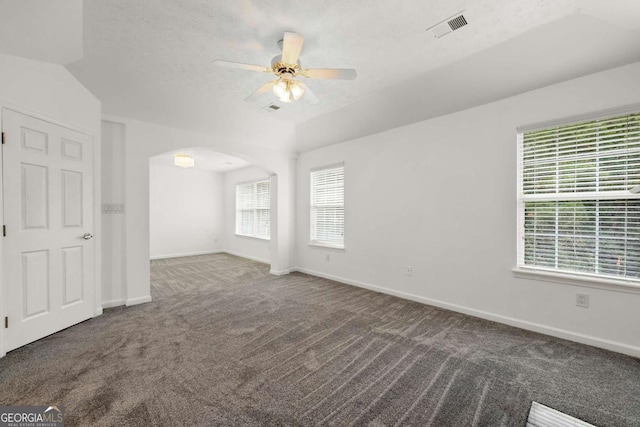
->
[{"left": 83, "top": 233, "right": 94, "bottom": 240}]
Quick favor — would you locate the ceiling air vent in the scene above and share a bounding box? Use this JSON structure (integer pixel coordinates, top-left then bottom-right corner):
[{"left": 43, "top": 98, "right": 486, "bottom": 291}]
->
[
  {"left": 448, "top": 15, "right": 467, "bottom": 31},
  {"left": 426, "top": 12, "right": 468, "bottom": 39},
  {"left": 260, "top": 104, "right": 281, "bottom": 112}
]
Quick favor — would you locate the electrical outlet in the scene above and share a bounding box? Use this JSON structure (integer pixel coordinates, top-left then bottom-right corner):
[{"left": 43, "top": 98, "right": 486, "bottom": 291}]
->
[
  {"left": 405, "top": 266, "right": 413, "bottom": 277},
  {"left": 576, "top": 293, "right": 589, "bottom": 308},
  {"left": 326, "top": 254, "right": 331, "bottom": 262}
]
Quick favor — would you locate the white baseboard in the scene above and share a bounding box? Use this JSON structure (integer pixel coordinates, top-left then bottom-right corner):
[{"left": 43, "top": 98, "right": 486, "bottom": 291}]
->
[
  {"left": 223, "top": 250, "right": 270, "bottom": 265},
  {"left": 94, "top": 306, "right": 103, "bottom": 316},
  {"left": 102, "top": 299, "right": 126, "bottom": 309},
  {"left": 293, "top": 267, "right": 640, "bottom": 358},
  {"left": 151, "top": 249, "right": 272, "bottom": 267},
  {"left": 126, "top": 296, "right": 152, "bottom": 306},
  {"left": 150, "top": 249, "right": 223, "bottom": 260},
  {"left": 270, "top": 269, "right": 292, "bottom": 276}
]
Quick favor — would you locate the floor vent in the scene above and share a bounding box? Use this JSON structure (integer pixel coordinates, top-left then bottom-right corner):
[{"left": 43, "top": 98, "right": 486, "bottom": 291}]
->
[
  {"left": 426, "top": 12, "right": 468, "bottom": 38},
  {"left": 527, "top": 402, "right": 595, "bottom": 427}
]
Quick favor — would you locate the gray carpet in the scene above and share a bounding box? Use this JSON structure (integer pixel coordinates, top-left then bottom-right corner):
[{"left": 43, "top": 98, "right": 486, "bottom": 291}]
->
[{"left": 0, "top": 253, "right": 639, "bottom": 426}]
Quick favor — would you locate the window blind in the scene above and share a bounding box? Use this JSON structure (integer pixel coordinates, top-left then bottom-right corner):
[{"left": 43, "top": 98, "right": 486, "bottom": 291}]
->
[
  {"left": 236, "top": 180, "right": 270, "bottom": 239},
  {"left": 311, "top": 165, "right": 344, "bottom": 248},
  {"left": 518, "top": 112, "right": 640, "bottom": 281}
]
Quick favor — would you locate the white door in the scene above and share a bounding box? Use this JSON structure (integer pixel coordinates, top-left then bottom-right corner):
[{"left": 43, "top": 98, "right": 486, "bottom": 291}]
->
[{"left": 2, "top": 108, "right": 95, "bottom": 352}]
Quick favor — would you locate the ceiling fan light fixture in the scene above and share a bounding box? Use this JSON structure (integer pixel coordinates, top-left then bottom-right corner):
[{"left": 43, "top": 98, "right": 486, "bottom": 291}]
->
[
  {"left": 278, "top": 90, "right": 293, "bottom": 103},
  {"left": 174, "top": 154, "right": 195, "bottom": 168},
  {"left": 273, "top": 78, "right": 304, "bottom": 102},
  {"left": 215, "top": 32, "right": 357, "bottom": 105},
  {"left": 273, "top": 80, "right": 288, "bottom": 98},
  {"left": 290, "top": 82, "right": 304, "bottom": 100}
]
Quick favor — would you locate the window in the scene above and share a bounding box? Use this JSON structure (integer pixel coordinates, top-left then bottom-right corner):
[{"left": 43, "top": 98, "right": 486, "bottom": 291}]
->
[
  {"left": 517, "top": 112, "right": 640, "bottom": 282},
  {"left": 235, "top": 180, "right": 270, "bottom": 239},
  {"left": 310, "top": 164, "right": 344, "bottom": 248}
]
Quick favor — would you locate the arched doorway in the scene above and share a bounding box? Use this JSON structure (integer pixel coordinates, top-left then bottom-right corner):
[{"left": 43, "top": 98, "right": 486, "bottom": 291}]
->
[
  {"left": 148, "top": 148, "right": 273, "bottom": 264},
  {"left": 99, "top": 117, "right": 295, "bottom": 310}
]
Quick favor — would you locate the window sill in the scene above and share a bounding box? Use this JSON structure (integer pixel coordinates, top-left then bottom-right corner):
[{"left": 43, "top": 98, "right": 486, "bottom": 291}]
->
[
  {"left": 309, "top": 242, "right": 345, "bottom": 251},
  {"left": 513, "top": 267, "right": 640, "bottom": 294},
  {"left": 235, "top": 234, "right": 270, "bottom": 241}
]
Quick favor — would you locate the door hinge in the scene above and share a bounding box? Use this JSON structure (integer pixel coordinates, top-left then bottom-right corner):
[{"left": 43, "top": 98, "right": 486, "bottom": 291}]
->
[
  {"left": 4, "top": 317, "right": 7, "bottom": 329},
  {"left": 2, "top": 225, "right": 5, "bottom": 237},
  {"left": 1, "top": 132, "right": 5, "bottom": 144}
]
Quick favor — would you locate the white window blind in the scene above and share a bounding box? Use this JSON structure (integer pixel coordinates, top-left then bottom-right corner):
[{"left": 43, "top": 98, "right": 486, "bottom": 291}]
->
[
  {"left": 311, "top": 165, "right": 344, "bottom": 248},
  {"left": 236, "top": 180, "right": 270, "bottom": 239},
  {"left": 517, "top": 112, "right": 640, "bottom": 282}
]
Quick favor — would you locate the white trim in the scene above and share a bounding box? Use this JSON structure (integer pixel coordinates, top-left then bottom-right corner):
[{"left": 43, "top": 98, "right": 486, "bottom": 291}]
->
[
  {"left": 235, "top": 179, "right": 271, "bottom": 240},
  {"left": 223, "top": 250, "right": 270, "bottom": 265},
  {"left": 235, "top": 178, "right": 271, "bottom": 187},
  {"left": 102, "top": 299, "right": 126, "bottom": 309},
  {"left": 0, "top": 108, "right": 4, "bottom": 358},
  {"left": 310, "top": 161, "right": 345, "bottom": 173},
  {"left": 150, "top": 249, "right": 223, "bottom": 260},
  {"left": 0, "top": 104, "right": 100, "bottom": 358},
  {"left": 309, "top": 242, "right": 345, "bottom": 250},
  {"left": 1, "top": 105, "right": 94, "bottom": 136},
  {"left": 310, "top": 163, "right": 345, "bottom": 249},
  {"left": 513, "top": 267, "right": 640, "bottom": 294},
  {"left": 516, "top": 103, "right": 640, "bottom": 133},
  {"left": 516, "top": 111, "right": 640, "bottom": 284},
  {"left": 234, "top": 233, "right": 270, "bottom": 241},
  {"left": 293, "top": 267, "right": 640, "bottom": 358},
  {"left": 92, "top": 129, "right": 102, "bottom": 318},
  {"left": 126, "top": 296, "right": 153, "bottom": 306},
  {"left": 270, "top": 269, "right": 292, "bottom": 276}
]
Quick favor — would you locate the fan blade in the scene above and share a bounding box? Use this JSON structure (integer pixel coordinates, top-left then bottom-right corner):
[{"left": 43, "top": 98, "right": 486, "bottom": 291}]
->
[
  {"left": 302, "top": 68, "right": 357, "bottom": 80},
  {"left": 298, "top": 83, "right": 319, "bottom": 104},
  {"left": 281, "top": 32, "right": 304, "bottom": 65},
  {"left": 214, "top": 60, "right": 270, "bottom": 73},
  {"left": 244, "top": 81, "right": 276, "bottom": 103}
]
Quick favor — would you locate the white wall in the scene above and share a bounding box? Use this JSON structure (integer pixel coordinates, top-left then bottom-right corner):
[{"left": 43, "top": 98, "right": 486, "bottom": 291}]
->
[
  {"left": 295, "top": 61, "right": 640, "bottom": 357},
  {"left": 0, "top": 53, "right": 101, "bottom": 357},
  {"left": 223, "top": 166, "right": 271, "bottom": 264},
  {"left": 101, "top": 121, "right": 126, "bottom": 307},
  {"left": 150, "top": 165, "right": 223, "bottom": 259}
]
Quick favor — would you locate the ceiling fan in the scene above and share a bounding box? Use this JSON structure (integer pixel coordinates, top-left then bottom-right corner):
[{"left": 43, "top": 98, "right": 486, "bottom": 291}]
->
[{"left": 214, "top": 32, "right": 357, "bottom": 104}]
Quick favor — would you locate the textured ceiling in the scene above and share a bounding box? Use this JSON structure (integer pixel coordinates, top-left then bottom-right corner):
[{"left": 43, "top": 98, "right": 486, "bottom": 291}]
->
[
  {"left": 297, "top": 12, "right": 640, "bottom": 152},
  {"left": 65, "top": 0, "right": 640, "bottom": 149}
]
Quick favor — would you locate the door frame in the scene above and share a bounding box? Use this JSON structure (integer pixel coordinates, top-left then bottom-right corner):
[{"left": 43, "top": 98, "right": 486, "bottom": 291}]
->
[{"left": 0, "top": 101, "right": 102, "bottom": 358}]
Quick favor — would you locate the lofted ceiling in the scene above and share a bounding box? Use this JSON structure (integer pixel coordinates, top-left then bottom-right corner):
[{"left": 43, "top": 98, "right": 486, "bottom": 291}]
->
[
  {"left": 0, "top": 0, "right": 83, "bottom": 64},
  {"left": 5, "top": 0, "right": 640, "bottom": 152},
  {"left": 68, "top": 0, "right": 578, "bottom": 125}
]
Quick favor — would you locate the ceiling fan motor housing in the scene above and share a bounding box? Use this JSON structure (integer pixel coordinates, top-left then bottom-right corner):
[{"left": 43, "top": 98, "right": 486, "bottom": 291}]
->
[{"left": 271, "top": 55, "right": 301, "bottom": 76}]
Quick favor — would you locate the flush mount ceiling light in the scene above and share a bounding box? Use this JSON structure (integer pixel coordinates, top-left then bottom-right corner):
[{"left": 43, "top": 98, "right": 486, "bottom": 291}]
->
[
  {"left": 174, "top": 154, "right": 195, "bottom": 168},
  {"left": 214, "top": 32, "right": 357, "bottom": 104}
]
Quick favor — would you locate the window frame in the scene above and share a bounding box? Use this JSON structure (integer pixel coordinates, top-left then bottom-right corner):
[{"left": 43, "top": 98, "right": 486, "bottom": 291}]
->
[
  {"left": 235, "top": 179, "right": 271, "bottom": 241},
  {"left": 309, "top": 163, "right": 345, "bottom": 249},
  {"left": 515, "top": 108, "right": 640, "bottom": 290}
]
